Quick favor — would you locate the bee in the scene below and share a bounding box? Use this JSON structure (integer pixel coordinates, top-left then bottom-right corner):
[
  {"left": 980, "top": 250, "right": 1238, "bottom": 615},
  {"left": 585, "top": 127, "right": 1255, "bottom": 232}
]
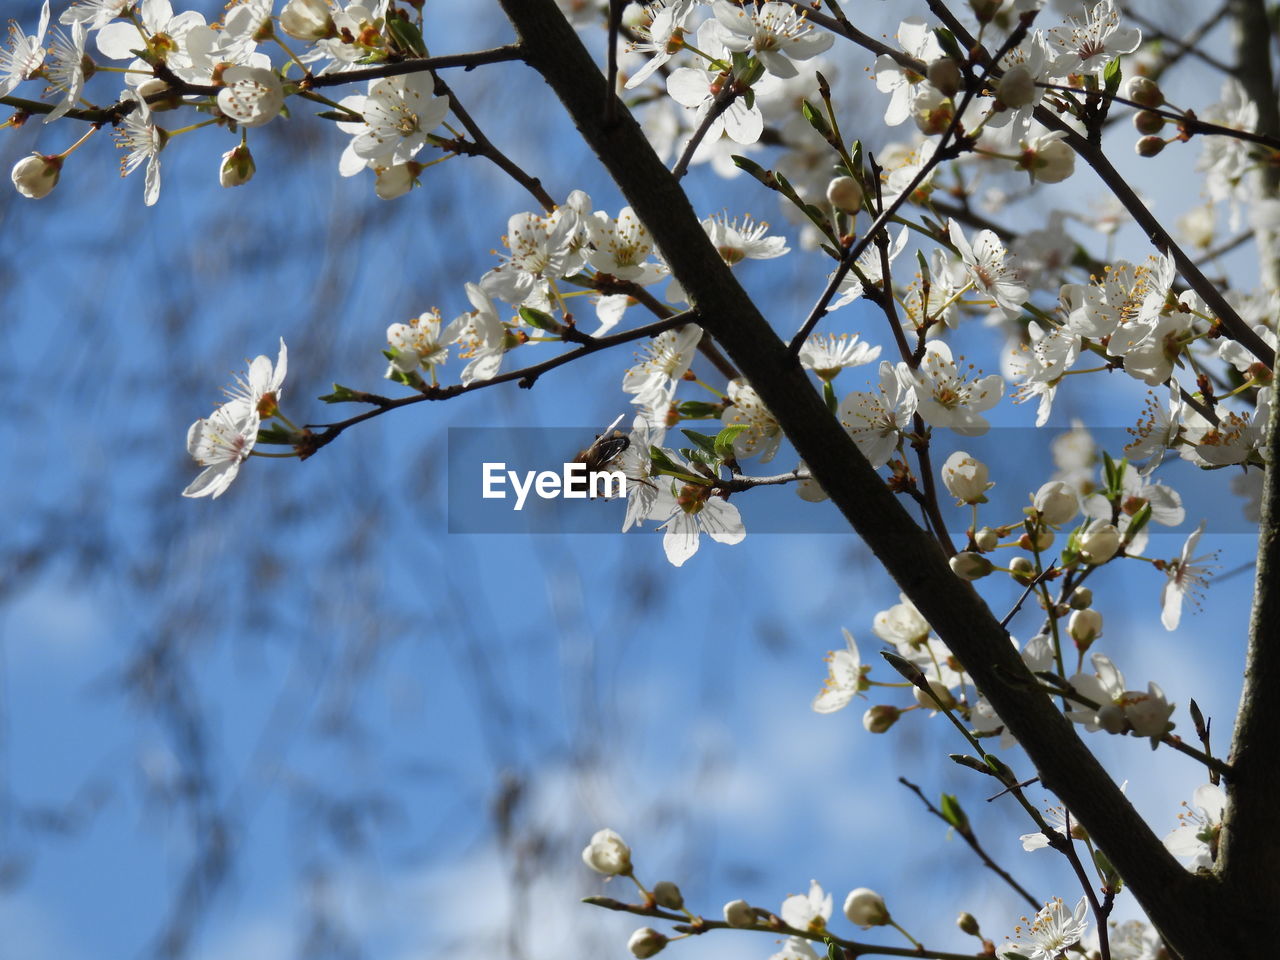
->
[
  {"left": 573, "top": 414, "right": 631, "bottom": 473},
  {"left": 568, "top": 414, "right": 632, "bottom": 499}
]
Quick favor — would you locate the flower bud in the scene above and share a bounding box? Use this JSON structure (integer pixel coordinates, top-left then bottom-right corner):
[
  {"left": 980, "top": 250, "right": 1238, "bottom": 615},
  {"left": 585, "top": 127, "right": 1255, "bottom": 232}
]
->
[
  {"left": 280, "top": 0, "right": 336, "bottom": 40},
  {"left": 1079, "top": 523, "right": 1121, "bottom": 564},
  {"left": 912, "top": 677, "right": 955, "bottom": 712},
  {"left": 1008, "top": 556, "right": 1036, "bottom": 584},
  {"left": 724, "top": 899, "right": 756, "bottom": 928},
  {"left": 957, "top": 912, "right": 981, "bottom": 936},
  {"left": 1097, "top": 703, "right": 1126, "bottom": 734},
  {"left": 1133, "top": 110, "right": 1165, "bottom": 135},
  {"left": 11, "top": 154, "right": 62, "bottom": 199},
  {"left": 941, "top": 451, "right": 994, "bottom": 504},
  {"left": 1018, "top": 528, "right": 1054, "bottom": 552},
  {"left": 997, "top": 65, "right": 1036, "bottom": 108},
  {"left": 974, "top": 526, "right": 1000, "bottom": 551},
  {"left": 1019, "top": 137, "right": 1075, "bottom": 183},
  {"left": 843, "top": 888, "right": 889, "bottom": 928},
  {"left": 950, "top": 552, "right": 994, "bottom": 580},
  {"left": 1124, "top": 75, "right": 1164, "bottom": 108},
  {"left": 582, "top": 829, "right": 632, "bottom": 875},
  {"left": 862, "top": 704, "right": 901, "bottom": 733},
  {"left": 1033, "top": 481, "right": 1079, "bottom": 526},
  {"left": 927, "top": 58, "right": 963, "bottom": 98},
  {"left": 1068, "top": 608, "right": 1103, "bottom": 649},
  {"left": 826, "top": 175, "right": 863, "bottom": 214},
  {"left": 375, "top": 161, "right": 424, "bottom": 200},
  {"left": 219, "top": 144, "right": 255, "bottom": 188},
  {"left": 1069, "top": 586, "right": 1093, "bottom": 610},
  {"left": 653, "top": 881, "right": 684, "bottom": 910},
  {"left": 970, "top": 0, "right": 1001, "bottom": 23},
  {"left": 1136, "top": 136, "right": 1166, "bottom": 157},
  {"left": 628, "top": 928, "right": 668, "bottom": 958}
]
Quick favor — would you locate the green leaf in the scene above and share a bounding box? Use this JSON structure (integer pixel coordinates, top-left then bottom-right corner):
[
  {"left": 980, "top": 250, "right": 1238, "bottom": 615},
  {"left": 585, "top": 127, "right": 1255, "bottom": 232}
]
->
[
  {"left": 319, "top": 383, "right": 360, "bottom": 404},
  {"left": 681, "top": 429, "right": 719, "bottom": 456},
  {"left": 1104, "top": 56, "right": 1122, "bottom": 96},
  {"left": 802, "top": 99, "right": 831, "bottom": 138},
  {"left": 940, "top": 793, "right": 969, "bottom": 832},
  {"left": 256, "top": 424, "right": 297, "bottom": 445},
  {"left": 677, "top": 400, "right": 722, "bottom": 418},
  {"left": 713, "top": 423, "right": 749, "bottom": 460},
  {"left": 934, "top": 27, "right": 964, "bottom": 63},
  {"left": 1125, "top": 501, "right": 1152, "bottom": 539},
  {"left": 824, "top": 936, "right": 841, "bottom": 960},
  {"left": 386, "top": 17, "right": 428, "bottom": 57},
  {"left": 731, "top": 155, "right": 772, "bottom": 185},
  {"left": 518, "top": 305, "right": 557, "bottom": 330}
]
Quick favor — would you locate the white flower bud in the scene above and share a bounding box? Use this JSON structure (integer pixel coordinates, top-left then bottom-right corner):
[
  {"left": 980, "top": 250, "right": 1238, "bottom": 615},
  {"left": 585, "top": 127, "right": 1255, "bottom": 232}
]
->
[
  {"left": 1124, "top": 75, "right": 1164, "bottom": 108},
  {"left": 1069, "top": 587, "right": 1093, "bottom": 610},
  {"left": 1008, "top": 556, "right": 1036, "bottom": 583},
  {"left": 862, "top": 704, "right": 901, "bottom": 733},
  {"left": 219, "top": 144, "right": 255, "bottom": 187},
  {"left": 280, "top": 0, "right": 336, "bottom": 40},
  {"left": 974, "top": 527, "right": 1000, "bottom": 551},
  {"left": 1079, "top": 523, "right": 1121, "bottom": 564},
  {"left": 957, "top": 912, "right": 980, "bottom": 936},
  {"left": 950, "top": 552, "right": 994, "bottom": 580},
  {"left": 1021, "top": 137, "right": 1075, "bottom": 183},
  {"left": 843, "top": 888, "right": 889, "bottom": 928},
  {"left": 1097, "top": 703, "right": 1126, "bottom": 734},
  {"left": 826, "top": 176, "right": 863, "bottom": 214},
  {"left": 582, "top": 828, "right": 631, "bottom": 875},
  {"left": 653, "top": 881, "right": 684, "bottom": 910},
  {"left": 628, "top": 928, "right": 668, "bottom": 958},
  {"left": 997, "top": 65, "right": 1037, "bottom": 108},
  {"left": 927, "top": 58, "right": 962, "bottom": 98},
  {"left": 912, "top": 677, "right": 955, "bottom": 712},
  {"left": 723, "top": 899, "right": 756, "bottom": 928},
  {"left": 1034, "top": 481, "right": 1079, "bottom": 526},
  {"left": 911, "top": 85, "right": 954, "bottom": 136},
  {"left": 11, "top": 154, "right": 62, "bottom": 199},
  {"left": 1068, "top": 608, "right": 1103, "bottom": 648},
  {"left": 941, "top": 451, "right": 994, "bottom": 504}
]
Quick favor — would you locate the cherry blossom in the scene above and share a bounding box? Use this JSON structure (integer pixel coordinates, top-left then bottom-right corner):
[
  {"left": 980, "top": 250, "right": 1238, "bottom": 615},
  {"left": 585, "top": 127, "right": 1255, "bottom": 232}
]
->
[
  {"left": 812, "top": 629, "right": 867, "bottom": 713},
  {"left": 710, "top": 0, "right": 833, "bottom": 80},
  {"left": 0, "top": 0, "right": 50, "bottom": 97}
]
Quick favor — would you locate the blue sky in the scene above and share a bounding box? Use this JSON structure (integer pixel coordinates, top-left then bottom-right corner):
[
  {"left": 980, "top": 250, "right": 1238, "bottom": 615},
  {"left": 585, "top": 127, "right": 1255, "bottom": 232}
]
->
[{"left": 0, "top": 1, "right": 1264, "bottom": 958}]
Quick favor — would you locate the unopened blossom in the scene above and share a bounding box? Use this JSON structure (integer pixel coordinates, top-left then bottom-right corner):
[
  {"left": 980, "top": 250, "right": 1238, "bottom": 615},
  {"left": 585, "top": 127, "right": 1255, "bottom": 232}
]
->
[
  {"left": 1068, "top": 608, "right": 1103, "bottom": 646},
  {"left": 724, "top": 900, "right": 756, "bottom": 927},
  {"left": 1005, "top": 897, "right": 1089, "bottom": 960},
  {"left": 826, "top": 176, "right": 863, "bottom": 214},
  {"left": 337, "top": 73, "right": 449, "bottom": 176},
  {"left": 625, "top": 0, "right": 697, "bottom": 89},
  {"left": 838, "top": 361, "right": 918, "bottom": 467},
  {"left": 874, "top": 17, "right": 943, "bottom": 126},
  {"left": 43, "top": 18, "right": 88, "bottom": 123},
  {"left": 950, "top": 552, "right": 994, "bottom": 580},
  {"left": 1045, "top": 0, "right": 1141, "bottom": 77},
  {"left": 1078, "top": 522, "right": 1121, "bottom": 564},
  {"left": 1163, "top": 783, "right": 1225, "bottom": 870},
  {"left": 769, "top": 937, "right": 819, "bottom": 960},
  {"left": 217, "top": 66, "right": 285, "bottom": 127},
  {"left": 1034, "top": 480, "right": 1079, "bottom": 526},
  {"left": 219, "top": 144, "right": 256, "bottom": 187},
  {"left": 11, "top": 154, "right": 61, "bottom": 199},
  {"left": 862, "top": 704, "right": 900, "bottom": 733},
  {"left": 627, "top": 928, "right": 667, "bottom": 958},
  {"left": 0, "top": 0, "right": 50, "bottom": 97},
  {"left": 1160, "top": 521, "right": 1216, "bottom": 630},
  {"left": 114, "top": 91, "right": 166, "bottom": 206},
  {"left": 581, "top": 828, "right": 632, "bottom": 875},
  {"left": 279, "top": 0, "right": 335, "bottom": 41},
  {"left": 1019, "top": 132, "right": 1076, "bottom": 183},
  {"left": 711, "top": 0, "right": 833, "bottom": 79},
  {"left": 799, "top": 334, "right": 881, "bottom": 382},
  {"left": 812, "top": 629, "right": 867, "bottom": 714},
  {"left": 901, "top": 340, "right": 1003, "bottom": 436},
  {"left": 843, "top": 888, "right": 889, "bottom": 928},
  {"left": 183, "top": 402, "right": 261, "bottom": 499},
  {"left": 941, "top": 451, "right": 994, "bottom": 505},
  {"left": 781, "top": 879, "right": 832, "bottom": 933},
  {"left": 948, "top": 220, "right": 1028, "bottom": 318}
]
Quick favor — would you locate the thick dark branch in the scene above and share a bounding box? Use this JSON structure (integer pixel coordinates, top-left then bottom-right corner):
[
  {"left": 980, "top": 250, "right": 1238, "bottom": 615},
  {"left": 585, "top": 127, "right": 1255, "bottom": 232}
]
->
[{"left": 499, "top": 5, "right": 1209, "bottom": 956}]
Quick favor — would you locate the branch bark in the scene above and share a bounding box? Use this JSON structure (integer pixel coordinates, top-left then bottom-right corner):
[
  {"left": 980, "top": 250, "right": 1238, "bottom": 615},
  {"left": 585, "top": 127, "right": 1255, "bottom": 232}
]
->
[{"left": 497, "top": 2, "right": 1224, "bottom": 955}]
